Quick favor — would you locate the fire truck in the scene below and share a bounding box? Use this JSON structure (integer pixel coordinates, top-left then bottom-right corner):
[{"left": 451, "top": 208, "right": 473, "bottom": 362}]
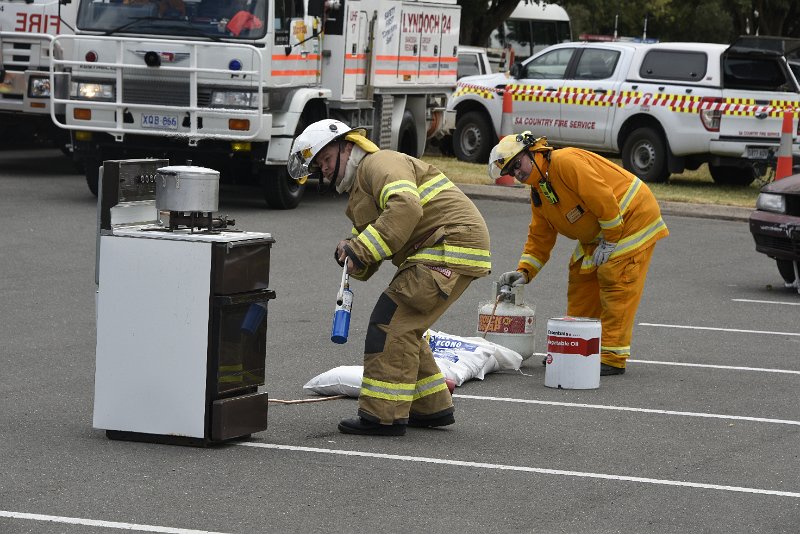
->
[
  {"left": 50, "top": 0, "right": 460, "bottom": 208},
  {"left": 0, "top": 0, "right": 76, "bottom": 148}
]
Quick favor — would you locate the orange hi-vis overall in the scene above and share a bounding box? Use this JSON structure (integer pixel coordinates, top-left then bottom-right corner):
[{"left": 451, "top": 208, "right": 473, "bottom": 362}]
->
[{"left": 516, "top": 147, "right": 668, "bottom": 369}]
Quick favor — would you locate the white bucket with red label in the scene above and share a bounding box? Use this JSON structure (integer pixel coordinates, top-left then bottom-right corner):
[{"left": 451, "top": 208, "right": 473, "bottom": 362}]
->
[{"left": 544, "top": 317, "right": 600, "bottom": 389}]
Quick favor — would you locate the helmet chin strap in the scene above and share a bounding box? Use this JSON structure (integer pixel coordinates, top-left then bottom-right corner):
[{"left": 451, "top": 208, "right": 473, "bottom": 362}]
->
[
  {"left": 328, "top": 140, "right": 343, "bottom": 193},
  {"left": 524, "top": 150, "right": 550, "bottom": 186}
]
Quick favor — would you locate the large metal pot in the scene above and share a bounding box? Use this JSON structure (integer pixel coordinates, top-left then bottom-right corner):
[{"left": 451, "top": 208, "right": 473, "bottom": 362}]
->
[{"left": 156, "top": 165, "right": 220, "bottom": 212}]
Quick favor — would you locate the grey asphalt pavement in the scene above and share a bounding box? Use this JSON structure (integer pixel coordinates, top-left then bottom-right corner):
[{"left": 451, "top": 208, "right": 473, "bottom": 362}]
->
[{"left": 1, "top": 149, "right": 798, "bottom": 534}]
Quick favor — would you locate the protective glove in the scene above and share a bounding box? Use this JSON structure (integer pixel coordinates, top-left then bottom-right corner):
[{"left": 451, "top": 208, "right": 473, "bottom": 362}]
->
[
  {"left": 592, "top": 239, "right": 617, "bottom": 266},
  {"left": 334, "top": 239, "right": 349, "bottom": 267},
  {"left": 498, "top": 270, "right": 527, "bottom": 288}
]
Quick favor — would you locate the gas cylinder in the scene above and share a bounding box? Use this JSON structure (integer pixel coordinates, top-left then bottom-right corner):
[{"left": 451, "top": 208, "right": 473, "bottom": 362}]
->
[
  {"left": 331, "top": 287, "right": 352, "bottom": 344},
  {"left": 331, "top": 263, "right": 352, "bottom": 344},
  {"left": 477, "top": 282, "right": 536, "bottom": 359}
]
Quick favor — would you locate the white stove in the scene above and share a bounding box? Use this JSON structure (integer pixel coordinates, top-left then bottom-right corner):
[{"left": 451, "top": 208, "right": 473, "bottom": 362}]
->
[{"left": 92, "top": 159, "right": 276, "bottom": 447}]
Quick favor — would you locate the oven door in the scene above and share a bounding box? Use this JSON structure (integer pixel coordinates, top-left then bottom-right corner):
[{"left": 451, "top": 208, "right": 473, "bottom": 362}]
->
[{"left": 209, "top": 289, "right": 276, "bottom": 398}]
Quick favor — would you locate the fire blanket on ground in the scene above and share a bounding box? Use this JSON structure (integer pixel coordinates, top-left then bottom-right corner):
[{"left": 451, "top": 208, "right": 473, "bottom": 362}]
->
[{"left": 303, "top": 330, "right": 523, "bottom": 397}]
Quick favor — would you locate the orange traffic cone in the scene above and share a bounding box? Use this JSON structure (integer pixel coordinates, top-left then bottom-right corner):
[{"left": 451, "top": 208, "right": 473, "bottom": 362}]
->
[
  {"left": 775, "top": 108, "right": 794, "bottom": 180},
  {"left": 495, "top": 87, "right": 517, "bottom": 186},
  {"left": 499, "top": 87, "right": 514, "bottom": 140}
]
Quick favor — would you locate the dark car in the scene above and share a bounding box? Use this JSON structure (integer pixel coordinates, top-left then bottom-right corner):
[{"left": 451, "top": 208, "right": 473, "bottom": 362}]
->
[{"left": 749, "top": 173, "right": 800, "bottom": 290}]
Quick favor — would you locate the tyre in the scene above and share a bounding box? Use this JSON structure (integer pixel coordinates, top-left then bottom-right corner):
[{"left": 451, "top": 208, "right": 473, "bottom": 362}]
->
[
  {"left": 621, "top": 127, "right": 669, "bottom": 183},
  {"left": 85, "top": 158, "right": 101, "bottom": 197},
  {"left": 708, "top": 164, "right": 758, "bottom": 186},
  {"left": 437, "top": 134, "right": 455, "bottom": 157},
  {"left": 776, "top": 259, "right": 797, "bottom": 284},
  {"left": 263, "top": 115, "right": 309, "bottom": 209},
  {"left": 397, "top": 110, "right": 419, "bottom": 158},
  {"left": 453, "top": 110, "right": 493, "bottom": 163},
  {"left": 262, "top": 166, "right": 305, "bottom": 210}
]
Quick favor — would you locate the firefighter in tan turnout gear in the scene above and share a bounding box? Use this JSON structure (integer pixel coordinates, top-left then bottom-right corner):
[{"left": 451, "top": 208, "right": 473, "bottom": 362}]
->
[
  {"left": 489, "top": 132, "right": 668, "bottom": 376},
  {"left": 288, "top": 119, "right": 492, "bottom": 436}
]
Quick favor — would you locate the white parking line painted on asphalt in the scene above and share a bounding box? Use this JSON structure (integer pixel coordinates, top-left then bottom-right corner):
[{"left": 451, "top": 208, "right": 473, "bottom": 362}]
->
[
  {"left": 628, "top": 359, "right": 800, "bottom": 375},
  {"left": 238, "top": 442, "right": 800, "bottom": 499},
  {"left": 532, "top": 353, "right": 800, "bottom": 374},
  {"left": 732, "top": 298, "right": 800, "bottom": 306},
  {"left": 452, "top": 394, "right": 800, "bottom": 426},
  {"left": 0, "top": 511, "right": 230, "bottom": 534},
  {"left": 639, "top": 323, "right": 800, "bottom": 337}
]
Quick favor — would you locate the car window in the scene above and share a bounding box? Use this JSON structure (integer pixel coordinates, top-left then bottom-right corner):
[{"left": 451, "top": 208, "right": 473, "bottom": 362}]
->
[
  {"left": 640, "top": 50, "right": 707, "bottom": 82},
  {"left": 574, "top": 49, "right": 619, "bottom": 80},
  {"left": 724, "top": 57, "right": 793, "bottom": 91},
  {"left": 458, "top": 53, "right": 482, "bottom": 78},
  {"left": 522, "top": 48, "right": 574, "bottom": 79}
]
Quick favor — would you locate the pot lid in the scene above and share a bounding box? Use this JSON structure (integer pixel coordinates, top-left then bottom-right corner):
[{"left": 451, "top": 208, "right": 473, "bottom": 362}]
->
[{"left": 157, "top": 165, "right": 220, "bottom": 176}]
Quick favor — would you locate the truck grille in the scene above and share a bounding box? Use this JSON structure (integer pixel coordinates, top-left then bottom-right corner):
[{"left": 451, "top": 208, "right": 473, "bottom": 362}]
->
[{"left": 122, "top": 76, "right": 212, "bottom": 107}]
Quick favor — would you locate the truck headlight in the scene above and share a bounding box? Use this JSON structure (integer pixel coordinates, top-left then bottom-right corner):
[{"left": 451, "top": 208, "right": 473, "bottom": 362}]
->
[
  {"left": 756, "top": 192, "right": 786, "bottom": 214},
  {"left": 211, "top": 90, "right": 258, "bottom": 108},
  {"left": 72, "top": 82, "right": 115, "bottom": 100},
  {"left": 28, "top": 77, "right": 51, "bottom": 98}
]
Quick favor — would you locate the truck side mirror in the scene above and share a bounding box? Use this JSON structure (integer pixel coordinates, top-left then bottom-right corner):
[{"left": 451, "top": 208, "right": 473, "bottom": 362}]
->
[{"left": 308, "top": 0, "right": 324, "bottom": 18}]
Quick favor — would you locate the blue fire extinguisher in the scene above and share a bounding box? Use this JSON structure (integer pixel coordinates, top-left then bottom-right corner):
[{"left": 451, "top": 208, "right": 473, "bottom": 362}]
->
[{"left": 331, "top": 262, "right": 352, "bottom": 344}]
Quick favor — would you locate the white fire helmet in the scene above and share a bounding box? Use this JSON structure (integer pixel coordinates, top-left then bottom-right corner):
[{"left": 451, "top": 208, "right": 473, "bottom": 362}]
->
[{"left": 287, "top": 119, "right": 366, "bottom": 183}]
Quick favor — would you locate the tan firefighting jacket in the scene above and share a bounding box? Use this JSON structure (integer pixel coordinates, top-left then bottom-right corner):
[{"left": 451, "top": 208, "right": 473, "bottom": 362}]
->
[
  {"left": 517, "top": 147, "right": 668, "bottom": 281},
  {"left": 343, "top": 150, "right": 491, "bottom": 280}
]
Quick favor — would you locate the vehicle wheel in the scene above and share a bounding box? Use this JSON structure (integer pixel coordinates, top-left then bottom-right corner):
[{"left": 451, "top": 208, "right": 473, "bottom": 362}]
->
[
  {"left": 776, "top": 259, "right": 797, "bottom": 284},
  {"left": 621, "top": 127, "right": 669, "bottom": 183},
  {"left": 397, "top": 110, "right": 418, "bottom": 158},
  {"left": 453, "top": 110, "right": 493, "bottom": 163},
  {"left": 263, "top": 115, "right": 309, "bottom": 209},
  {"left": 437, "top": 134, "right": 455, "bottom": 157},
  {"left": 85, "top": 158, "right": 101, "bottom": 197},
  {"left": 708, "top": 164, "right": 758, "bottom": 186},
  {"left": 262, "top": 166, "right": 305, "bottom": 209}
]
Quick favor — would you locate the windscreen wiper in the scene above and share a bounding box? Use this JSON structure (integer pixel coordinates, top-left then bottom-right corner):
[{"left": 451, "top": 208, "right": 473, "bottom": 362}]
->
[
  {"left": 104, "top": 16, "right": 220, "bottom": 41},
  {"left": 104, "top": 16, "right": 161, "bottom": 36}
]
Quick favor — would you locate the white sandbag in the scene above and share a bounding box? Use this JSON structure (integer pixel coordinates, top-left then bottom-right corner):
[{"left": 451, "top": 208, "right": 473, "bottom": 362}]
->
[
  {"left": 303, "top": 365, "right": 362, "bottom": 397},
  {"left": 302, "top": 331, "right": 524, "bottom": 397},
  {"left": 427, "top": 330, "right": 523, "bottom": 386}
]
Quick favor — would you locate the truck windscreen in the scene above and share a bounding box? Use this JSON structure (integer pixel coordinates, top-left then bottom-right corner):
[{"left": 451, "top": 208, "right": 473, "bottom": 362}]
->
[{"left": 77, "top": 0, "right": 268, "bottom": 39}]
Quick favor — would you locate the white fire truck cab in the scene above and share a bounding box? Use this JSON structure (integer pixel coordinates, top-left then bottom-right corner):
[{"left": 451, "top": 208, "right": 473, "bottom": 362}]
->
[
  {"left": 51, "top": 0, "right": 459, "bottom": 208},
  {"left": 0, "top": 0, "right": 76, "bottom": 147}
]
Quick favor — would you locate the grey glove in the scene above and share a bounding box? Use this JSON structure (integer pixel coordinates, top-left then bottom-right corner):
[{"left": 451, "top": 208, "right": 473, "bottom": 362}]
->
[
  {"left": 592, "top": 239, "right": 617, "bottom": 266},
  {"left": 498, "top": 270, "right": 527, "bottom": 288}
]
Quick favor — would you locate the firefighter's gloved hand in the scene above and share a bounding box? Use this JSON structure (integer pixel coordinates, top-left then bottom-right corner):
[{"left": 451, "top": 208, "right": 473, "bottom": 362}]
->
[
  {"left": 498, "top": 270, "right": 527, "bottom": 288},
  {"left": 592, "top": 239, "right": 617, "bottom": 266},
  {"left": 334, "top": 240, "right": 349, "bottom": 267}
]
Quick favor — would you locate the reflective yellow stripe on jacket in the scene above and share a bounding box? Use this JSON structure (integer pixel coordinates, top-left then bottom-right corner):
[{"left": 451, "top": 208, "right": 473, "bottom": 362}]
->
[
  {"left": 358, "top": 224, "right": 392, "bottom": 261},
  {"left": 379, "top": 179, "right": 419, "bottom": 209},
  {"left": 418, "top": 174, "right": 454, "bottom": 205},
  {"left": 408, "top": 243, "right": 492, "bottom": 269}
]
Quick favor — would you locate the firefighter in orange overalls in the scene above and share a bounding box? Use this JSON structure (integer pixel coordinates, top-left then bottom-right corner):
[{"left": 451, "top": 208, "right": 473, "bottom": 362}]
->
[
  {"left": 489, "top": 132, "right": 668, "bottom": 376},
  {"left": 288, "top": 119, "right": 491, "bottom": 436}
]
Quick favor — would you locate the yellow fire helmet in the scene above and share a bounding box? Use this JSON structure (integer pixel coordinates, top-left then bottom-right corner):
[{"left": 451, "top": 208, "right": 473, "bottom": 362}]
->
[{"left": 488, "top": 132, "right": 552, "bottom": 181}]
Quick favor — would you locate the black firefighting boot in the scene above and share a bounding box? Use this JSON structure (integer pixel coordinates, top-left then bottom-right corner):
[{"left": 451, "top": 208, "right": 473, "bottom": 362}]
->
[
  {"left": 408, "top": 408, "right": 455, "bottom": 428},
  {"left": 600, "top": 363, "right": 626, "bottom": 376},
  {"left": 338, "top": 417, "right": 406, "bottom": 436}
]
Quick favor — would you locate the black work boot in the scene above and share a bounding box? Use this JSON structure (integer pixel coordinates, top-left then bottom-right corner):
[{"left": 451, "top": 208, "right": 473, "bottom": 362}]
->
[
  {"left": 600, "top": 363, "right": 626, "bottom": 376},
  {"left": 408, "top": 407, "right": 455, "bottom": 428},
  {"left": 338, "top": 417, "right": 406, "bottom": 436}
]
